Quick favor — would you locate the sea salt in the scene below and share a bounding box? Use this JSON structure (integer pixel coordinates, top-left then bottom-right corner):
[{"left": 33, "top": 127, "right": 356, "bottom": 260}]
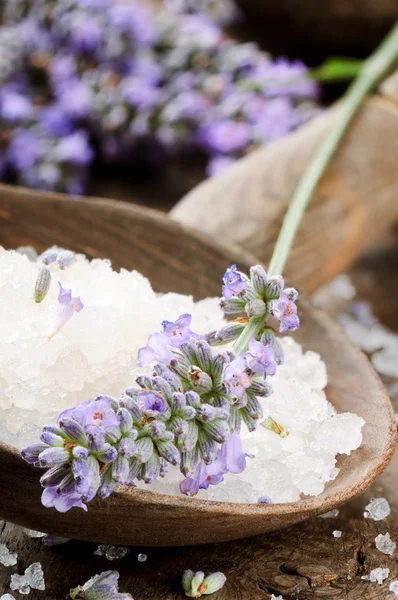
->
[
  {"left": 22, "top": 528, "right": 46, "bottom": 539},
  {"left": 0, "top": 248, "right": 364, "bottom": 504},
  {"left": 364, "top": 498, "right": 391, "bottom": 521},
  {"left": 0, "top": 544, "right": 17, "bottom": 567},
  {"left": 375, "top": 532, "right": 396, "bottom": 555},
  {"left": 10, "top": 562, "right": 45, "bottom": 594},
  {"left": 137, "top": 554, "right": 147, "bottom": 562},
  {"left": 0, "top": 595, "right": 16, "bottom": 600},
  {"left": 361, "top": 567, "right": 389, "bottom": 585},
  {"left": 333, "top": 530, "right": 342, "bottom": 538},
  {"left": 390, "top": 581, "right": 398, "bottom": 595},
  {"left": 94, "top": 545, "right": 130, "bottom": 561}
]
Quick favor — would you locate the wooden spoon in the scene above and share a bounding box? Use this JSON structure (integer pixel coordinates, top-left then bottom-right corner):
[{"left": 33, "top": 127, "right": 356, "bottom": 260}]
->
[{"left": 0, "top": 187, "right": 395, "bottom": 546}]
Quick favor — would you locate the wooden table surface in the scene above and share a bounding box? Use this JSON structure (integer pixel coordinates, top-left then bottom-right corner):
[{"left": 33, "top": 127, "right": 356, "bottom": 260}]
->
[{"left": 1, "top": 231, "right": 398, "bottom": 600}]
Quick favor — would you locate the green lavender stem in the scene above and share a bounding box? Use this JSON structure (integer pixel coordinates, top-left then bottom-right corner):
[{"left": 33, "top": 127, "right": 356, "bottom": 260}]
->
[
  {"left": 233, "top": 22, "right": 398, "bottom": 354},
  {"left": 268, "top": 21, "right": 398, "bottom": 277}
]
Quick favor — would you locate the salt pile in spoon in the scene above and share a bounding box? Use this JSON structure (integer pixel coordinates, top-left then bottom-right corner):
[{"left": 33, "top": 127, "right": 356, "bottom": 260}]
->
[{"left": 0, "top": 248, "right": 364, "bottom": 503}]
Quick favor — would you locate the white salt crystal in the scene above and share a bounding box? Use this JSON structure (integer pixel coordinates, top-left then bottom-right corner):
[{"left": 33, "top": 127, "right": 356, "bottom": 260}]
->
[
  {"left": 375, "top": 532, "right": 396, "bottom": 555},
  {"left": 0, "top": 595, "right": 16, "bottom": 600},
  {"left": 22, "top": 528, "right": 46, "bottom": 539},
  {"left": 329, "top": 275, "right": 356, "bottom": 300},
  {"left": 16, "top": 246, "right": 37, "bottom": 262},
  {"left": 137, "top": 554, "right": 147, "bottom": 562},
  {"left": 319, "top": 509, "right": 339, "bottom": 519},
  {"left": 0, "top": 544, "right": 17, "bottom": 567},
  {"left": 270, "top": 596, "right": 284, "bottom": 600},
  {"left": 94, "top": 544, "right": 129, "bottom": 561},
  {"left": 372, "top": 337, "right": 398, "bottom": 378},
  {"left": 364, "top": 498, "right": 391, "bottom": 521},
  {"left": 390, "top": 580, "right": 398, "bottom": 595},
  {"left": 10, "top": 562, "right": 45, "bottom": 594},
  {"left": 361, "top": 567, "right": 389, "bottom": 585},
  {"left": 333, "top": 530, "right": 342, "bottom": 538}
]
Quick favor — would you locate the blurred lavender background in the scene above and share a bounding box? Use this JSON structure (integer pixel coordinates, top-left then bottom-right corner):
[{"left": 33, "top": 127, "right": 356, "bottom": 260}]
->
[{"left": 0, "top": 0, "right": 320, "bottom": 198}]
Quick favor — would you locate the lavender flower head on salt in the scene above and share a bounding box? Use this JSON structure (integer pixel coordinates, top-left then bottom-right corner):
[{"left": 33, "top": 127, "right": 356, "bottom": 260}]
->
[{"left": 22, "top": 263, "right": 304, "bottom": 511}]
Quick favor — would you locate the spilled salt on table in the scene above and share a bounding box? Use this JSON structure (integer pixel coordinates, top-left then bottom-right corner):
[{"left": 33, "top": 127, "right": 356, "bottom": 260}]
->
[
  {"left": 0, "top": 248, "right": 364, "bottom": 504},
  {"left": 375, "top": 532, "right": 396, "bottom": 555},
  {"left": 361, "top": 567, "right": 389, "bottom": 585}
]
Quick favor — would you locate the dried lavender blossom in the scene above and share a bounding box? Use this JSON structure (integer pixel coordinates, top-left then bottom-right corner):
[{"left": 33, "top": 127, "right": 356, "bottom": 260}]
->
[
  {"left": 67, "top": 570, "right": 132, "bottom": 600},
  {"left": 21, "top": 263, "right": 302, "bottom": 511},
  {"left": 0, "top": 0, "right": 319, "bottom": 195}
]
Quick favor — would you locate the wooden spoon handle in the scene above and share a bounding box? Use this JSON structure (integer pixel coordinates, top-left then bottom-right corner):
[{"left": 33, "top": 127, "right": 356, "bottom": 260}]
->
[{"left": 170, "top": 95, "right": 398, "bottom": 293}]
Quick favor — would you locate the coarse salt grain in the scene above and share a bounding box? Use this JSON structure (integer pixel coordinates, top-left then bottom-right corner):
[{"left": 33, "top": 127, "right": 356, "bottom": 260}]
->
[
  {"left": 361, "top": 567, "right": 389, "bottom": 585},
  {"left": 333, "top": 530, "right": 342, "bottom": 538},
  {"left": 364, "top": 498, "right": 391, "bottom": 521},
  {"left": 375, "top": 532, "right": 396, "bottom": 555}
]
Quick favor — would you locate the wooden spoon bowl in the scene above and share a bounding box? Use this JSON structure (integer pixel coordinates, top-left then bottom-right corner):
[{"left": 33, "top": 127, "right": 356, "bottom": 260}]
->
[{"left": 0, "top": 185, "right": 395, "bottom": 546}]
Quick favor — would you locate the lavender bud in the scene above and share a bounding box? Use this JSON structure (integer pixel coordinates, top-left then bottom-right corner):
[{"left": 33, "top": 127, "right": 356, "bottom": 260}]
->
[
  {"left": 196, "top": 404, "right": 215, "bottom": 423},
  {"left": 250, "top": 265, "right": 268, "bottom": 296},
  {"left": 229, "top": 407, "right": 241, "bottom": 431},
  {"left": 245, "top": 298, "right": 267, "bottom": 318},
  {"left": 181, "top": 420, "right": 199, "bottom": 452},
  {"left": 195, "top": 340, "right": 213, "bottom": 372},
  {"left": 215, "top": 322, "right": 245, "bottom": 343},
  {"left": 81, "top": 455, "right": 101, "bottom": 503},
  {"left": 219, "top": 296, "right": 246, "bottom": 315},
  {"left": 142, "top": 453, "right": 160, "bottom": 484},
  {"left": 250, "top": 380, "right": 273, "bottom": 397},
  {"left": 245, "top": 394, "right": 263, "bottom": 420},
  {"left": 135, "top": 437, "right": 154, "bottom": 463},
  {"left": 38, "top": 447, "right": 71, "bottom": 467},
  {"left": 98, "top": 465, "right": 117, "bottom": 499},
  {"left": 72, "top": 459, "right": 89, "bottom": 491},
  {"left": 180, "top": 342, "right": 199, "bottom": 366},
  {"left": 182, "top": 570, "right": 196, "bottom": 595},
  {"left": 57, "top": 250, "right": 74, "bottom": 269},
  {"left": 147, "top": 421, "right": 167, "bottom": 440},
  {"left": 169, "top": 417, "right": 188, "bottom": 437},
  {"left": 40, "top": 431, "right": 64, "bottom": 447},
  {"left": 265, "top": 275, "right": 284, "bottom": 300},
  {"left": 112, "top": 455, "right": 129, "bottom": 483},
  {"left": 56, "top": 472, "right": 76, "bottom": 495},
  {"left": 40, "top": 465, "right": 69, "bottom": 487},
  {"left": 171, "top": 392, "right": 186, "bottom": 411},
  {"left": 42, "top": 535, "right": 70, "bottom": 547},
  {"left": 170, "top": 355, "right": 191, "bottom": 380},
  {"left": 240, "top": 285, "right": 258, "bottom": 302},
  {"left": 188, "top": 366, "right": 213, "bottom": 393},
  {"left": 72, "top": 446, "right": 88, "bottom": 459},
  {"left": 152, "top": 376, "right": 172, "bottom": 399},
  {"left": 240, "top": 409, "right": 257, "bottom": 432},
  {"left": 214, "top": 407, "right": 230, "bottom": 420},
  {"left": 117, "top": 407, "right": 133, "bottom": 434},
  {"left": 104, "top": 426, "right": 122, "bottom": 444},
  {"left": 96, "top": 444, "right": 118, "bottom": 464},
  {"left": 40, "top": 249, "right": 59, "bottom": 265},
  {"left": 180, "top": 405, "right": 196, "bottom": 420},
  {"left": 180, "top": 447, "right": 199, "bottom": 477},
  {"left": 198, "top": 430, "right": 218, "bottom": 464},
  {"left": 122, "top": 387, "right": 139, "bottom": 399},
  {"left": 43, "top": 425, "right": 66, "bottom": 437},
  {"left": 203, "top": 572, "right": 227, "bottom": 595},
  {"left": 58, "top": 417, "right": 87, "bottom": 445},
  {"left": 205, "top": 330, "right": 218, "bottom": 345},
  {"left": 21, "top": 443, "right": 49, "bottom": 464},
  {"left": 204, "top": 419, "right": 230, "bottom": 443},
  {"left": 87, "top": 431, "right": 105, "bottom": 452},
  {"left": 118, "top": 437, "right": 136, "bottom": 459},
  {"left": 34, "top": 264, "right": 51, "bottom": 303},
  {"left": 136, "top": 374, "right": 153, "bottom": 389},
  {"left": 154, "top": 365, "right": 183, "bottom": 391},
  {"left": 126, "top": 459, "right": 141, "bottom": 485},
  {"left": 284, "top": 287, "right": 299, "bottom": 302},
  {"left": 273, "top": 338, "right": 284, "bottom": 365},
  {"left": 160, "top": 459, "right": 169, "bottom": 478},
  {"left": 212, "top": 353, "right": 226, "bottom": 382},
  {"left": 119, "top": 396, "right": 143, "bottom": 425},
  {"left": 261, "top": 328, "right": 276, "bottom": 346},
  {"left": 156, "top": 440, "right": 180, "bottom": 466},
  {"left": 185, "top": 391, "right": 201, "bottom": 408},
  {"left": 96, "top": 395, "right": 119, "bottom": 412}
]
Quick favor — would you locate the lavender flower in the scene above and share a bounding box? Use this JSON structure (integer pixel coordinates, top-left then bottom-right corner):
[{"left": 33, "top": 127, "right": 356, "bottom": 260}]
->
[
  {"left": 182, "top": 570, "right": 226, "bottom": 597},
  {"left": 48, "top": 282, "right": 84, "bottom": 339},
  {"left": 222, "top": 264, "right": 247, "bottom": 299},
  {"left": 222, "top": 357, "right": 251, "bottom": 398},
  {"left": 270, "top": 292, "right": 299, "bottom": 333},
  {"left": 244, "top": 338, "right": 276, "bottom": 377},
  {"left": 68, "top": 570, "right": 132, "bottom": 600}
]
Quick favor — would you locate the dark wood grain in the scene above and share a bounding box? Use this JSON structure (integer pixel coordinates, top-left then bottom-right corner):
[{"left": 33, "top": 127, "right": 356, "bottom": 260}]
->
[
  {"left": 0, "top": 189, "right": 395, "bottom": 548},
  {"left": 171, "top": 96, "right": 398, "bottom": 295}
]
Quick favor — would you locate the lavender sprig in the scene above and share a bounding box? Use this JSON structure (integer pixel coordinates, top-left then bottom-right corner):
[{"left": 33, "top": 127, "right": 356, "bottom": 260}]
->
[{"left": 22, "top": 264, "right": 298, "bottom": 511}]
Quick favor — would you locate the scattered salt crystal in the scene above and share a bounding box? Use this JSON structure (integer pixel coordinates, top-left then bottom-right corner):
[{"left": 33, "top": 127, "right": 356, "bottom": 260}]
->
[
  {"left": 137, "top": 554, "right": 147, "bottom": 562},
  {"left": 375, "top": 532, "right": 396, "bottom": 555},
  {"left": 270, "top": 596, "right": 284, "bottom": 600},
  {"left": 364, "top": 498, "right": 391, "bottom": 521},
  {"left": 329, "top": 275, "right": 356, "bottom": 300},
  {"left": 10, "top": 562, "right": 45, "bottom": 594},
  {"left": 361, "top": 567, "right": 389, "bottom": 585},
  {"left": 319, "top": 509, "right": 339, "bottom": 519},
  {"left": 16, "top": 246, "right": 37, "bottom": 262},
  {"left": 94, "top": 545, "right": 130, "bottom": 561},
  {"left": 0, "top": 544, "right": 17, "bottom": 567},
  {"left": 390, "top": 580, "right": 398, "bottom": 595},
  {"left": 371, "top": 337, "right": 398, "bottom": 378},
  {"left": 0, "top": 595, "right": 16, "bottom": 600},
  {"left": 333, "top": 530, "right": 342, "bottom": 538},
  {"left": 22, "top": 528, "right": 46, "bottom": 538}
]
